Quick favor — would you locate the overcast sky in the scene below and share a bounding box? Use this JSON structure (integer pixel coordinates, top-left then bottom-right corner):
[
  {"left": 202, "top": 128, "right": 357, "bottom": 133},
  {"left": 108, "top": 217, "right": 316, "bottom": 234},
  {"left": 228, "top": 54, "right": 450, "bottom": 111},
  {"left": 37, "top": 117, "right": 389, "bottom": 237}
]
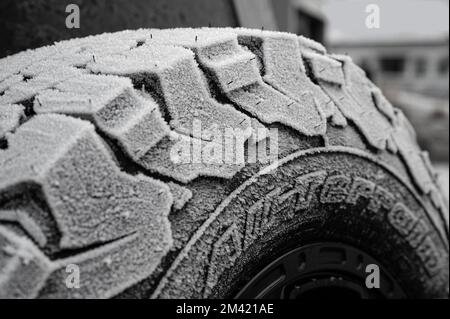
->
[{"left": 322, "top": 0, "right": 449, "bottom": 43}]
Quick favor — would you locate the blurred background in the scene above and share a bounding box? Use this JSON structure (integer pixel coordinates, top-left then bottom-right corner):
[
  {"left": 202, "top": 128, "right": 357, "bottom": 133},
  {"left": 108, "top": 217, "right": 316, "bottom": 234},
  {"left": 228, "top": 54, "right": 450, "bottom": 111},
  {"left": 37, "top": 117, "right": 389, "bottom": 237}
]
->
[{"left": 0, "top": 0, "right": 448, "bottom": 199}]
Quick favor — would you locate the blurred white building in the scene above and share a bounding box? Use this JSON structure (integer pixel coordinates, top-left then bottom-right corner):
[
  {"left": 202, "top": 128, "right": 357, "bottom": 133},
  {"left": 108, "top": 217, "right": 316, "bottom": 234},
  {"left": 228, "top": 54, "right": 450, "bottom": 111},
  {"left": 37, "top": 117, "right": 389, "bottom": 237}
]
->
[
  {"left": 332, "top": 37, "right": 449, "bottom": 99},
  {"left": 324, "top": 0, "right": 449, "bottom": 99}
]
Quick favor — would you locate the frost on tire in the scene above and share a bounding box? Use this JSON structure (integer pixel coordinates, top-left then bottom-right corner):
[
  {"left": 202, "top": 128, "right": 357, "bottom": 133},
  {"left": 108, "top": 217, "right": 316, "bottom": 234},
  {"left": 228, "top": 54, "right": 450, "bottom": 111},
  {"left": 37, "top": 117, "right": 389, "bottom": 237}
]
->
[
  {"left": 87, "top": 44, "right": 251, "bottom": 138},
  {"left": 235, "top": 29, "right": 347, "bottom": 128},
  {"left": 83, "top": 41, "right": 255, "bottom": 183},
  {"left": 0, "top": 27, "right": 448, "bottom": 299},
  {"left": 145, "top": 29, "right": 326, "bottom": 136},
  {"left": 0, "top": 114, "right": 173, "bottom": 297},
  {"left": 303, "top": 52, "right": 393, "bottom": 150},
  {"left": 34, "top": 74, "right": 170, "bottom": 159}
]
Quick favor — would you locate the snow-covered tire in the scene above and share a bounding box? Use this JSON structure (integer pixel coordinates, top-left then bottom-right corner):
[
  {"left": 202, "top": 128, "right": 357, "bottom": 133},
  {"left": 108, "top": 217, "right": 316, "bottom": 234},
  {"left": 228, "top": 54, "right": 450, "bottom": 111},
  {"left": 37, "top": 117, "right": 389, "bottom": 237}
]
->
[{"left": 0, "top": 28, "right": 448, "bottom": 299}]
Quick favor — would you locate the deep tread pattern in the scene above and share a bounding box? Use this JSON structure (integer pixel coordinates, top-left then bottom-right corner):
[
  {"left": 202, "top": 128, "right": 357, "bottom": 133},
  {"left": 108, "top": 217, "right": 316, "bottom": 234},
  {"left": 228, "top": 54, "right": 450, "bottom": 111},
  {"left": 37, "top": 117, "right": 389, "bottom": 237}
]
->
[
  {"left": 303, "top": 51, "right": 392, "bottom": 150},
  {"left": 34, "top": 74, "right": 170, "bottom": 159},
  {"left": 83, "top": 41, "right": 254, "bottom": 183},
  {"left": 235, "top": 29, "right": 347, "bottom": 127},
  {"left": 87, "top": 44, "right": 251, "bottom": 138},
  {"left": 0, "top": 28, "right": 447, "bottom": 299},
  {"left": 0, "top": 115, "right": 173, "bottom": 249},
  {"left": 146, "top": 29, "right": 326, "bottom": 136},
  {"left": 0, "top": 115, "right": 173, "bottom": 298}
]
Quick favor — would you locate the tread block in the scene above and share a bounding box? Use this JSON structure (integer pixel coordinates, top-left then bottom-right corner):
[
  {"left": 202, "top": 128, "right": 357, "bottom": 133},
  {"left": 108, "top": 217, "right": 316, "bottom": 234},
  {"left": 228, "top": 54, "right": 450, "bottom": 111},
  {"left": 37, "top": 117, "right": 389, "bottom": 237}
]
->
[
  {"left": 310, "top": 82, "right": 390, "bottom": 149},
  {"left": 0, "top": 226, "right": 52, "bottom": 298},
  {"left": 170, "top": 30, "right": 327, "bottom": 136},
  {"left": 303, "top": 52, "right": 345, "bottom": 86},
  {"left": 335, "top": 55, "right": 394, "bottom": 147},
  {"left": 236, "top": 30, "right": 341, "bottom": 127},
  {"left": 205, "top": 51, "right": 258, "bottom": 93},
  {"left": 87, "top": 44, "right": 251, "bottom": 139},
  {"left": 0, "top": 104, "right": 24, "bottom": 139},
  {"left": 42, "top": 225, "right": 171, "bottom": 298},
  {"left": 83, "top": 44, "right": 253, "bottom": 183},
  {"left": 333, "top": 56, "right": 393, "bottom": 124},
  {"left": 1, "top": 114, "right": 175, "bottom": 297},
  {"left": 0, "top": 114, "right": 173, "bottom": 251},
  {"left": 304, "top": 53, "right": 392, "bottom": 149},
  {"left": 34, "top": 74, "right": 170, "bottom": 158}
]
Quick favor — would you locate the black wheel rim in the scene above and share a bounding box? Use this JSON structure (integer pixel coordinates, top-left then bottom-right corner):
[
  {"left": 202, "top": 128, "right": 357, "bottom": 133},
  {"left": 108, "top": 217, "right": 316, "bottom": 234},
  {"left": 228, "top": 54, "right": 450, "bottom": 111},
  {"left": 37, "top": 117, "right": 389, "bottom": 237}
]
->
[{"left": 235, "top": 242, "right": 405, "bottom": 299}]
